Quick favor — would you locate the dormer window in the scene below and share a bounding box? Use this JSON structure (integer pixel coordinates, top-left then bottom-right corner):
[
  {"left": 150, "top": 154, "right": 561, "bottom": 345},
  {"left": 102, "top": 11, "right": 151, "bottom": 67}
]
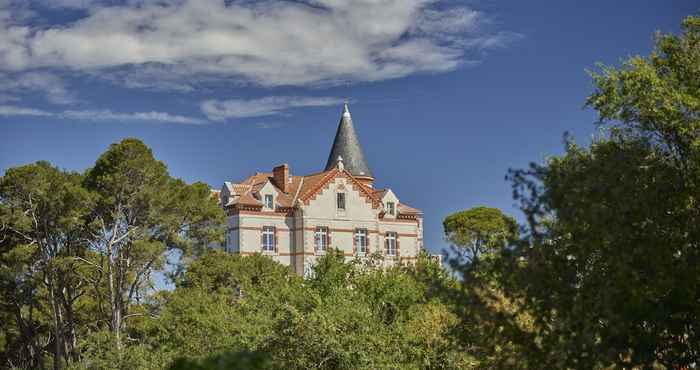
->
[
  {"left": 386, "top": 201, "right": 395, "bottom": 216},
  {"left": 337, "top": 192, "right": 346, "bottom": 210},
  {"left": 264, "top": 194, "right": 273, "bottom": 210}
]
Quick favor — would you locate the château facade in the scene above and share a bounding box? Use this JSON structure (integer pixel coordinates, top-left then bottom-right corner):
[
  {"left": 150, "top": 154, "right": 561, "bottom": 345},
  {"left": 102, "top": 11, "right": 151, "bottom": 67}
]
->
[{"left": 217, "top": 104, "right": 424, "bottom": 275}]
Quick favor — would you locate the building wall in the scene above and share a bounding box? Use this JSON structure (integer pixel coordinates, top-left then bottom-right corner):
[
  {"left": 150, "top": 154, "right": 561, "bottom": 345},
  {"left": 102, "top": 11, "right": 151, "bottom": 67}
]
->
[{"left": 225, "top": 176, "right": 423, "bottom": 274}]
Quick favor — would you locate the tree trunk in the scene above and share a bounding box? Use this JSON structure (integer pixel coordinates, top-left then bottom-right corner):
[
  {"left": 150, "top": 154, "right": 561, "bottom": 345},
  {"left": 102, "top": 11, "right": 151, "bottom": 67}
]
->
[{"left": 47, "top": 276, "right": 63, "bottom": 370}]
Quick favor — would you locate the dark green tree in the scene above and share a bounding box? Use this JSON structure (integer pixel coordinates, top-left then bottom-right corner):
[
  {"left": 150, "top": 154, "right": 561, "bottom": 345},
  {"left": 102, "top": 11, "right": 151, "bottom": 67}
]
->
[
  {"left": 0, "top": 162, "right": 92, "bottom": 369},
  {"left": 503, "top": 15, "right": 700, "bottom": 368}
]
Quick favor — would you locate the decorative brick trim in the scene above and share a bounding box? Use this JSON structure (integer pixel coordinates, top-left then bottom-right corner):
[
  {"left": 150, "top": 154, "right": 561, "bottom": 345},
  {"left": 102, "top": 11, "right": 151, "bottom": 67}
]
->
[
  {"left": 235, "top": 251, "right": 353, "bottom": 257},
  {"left": 379, "top": 218, "right": 420, "bottom": 224},
  {"left": 232, "top": 209, "right": 292, "bottom": 217},
  {"left": 352, "top": 228, "right": 356, "bottom": 255},
  {"left": 300, "top": 169, "right": 381, "bottom": 209}
]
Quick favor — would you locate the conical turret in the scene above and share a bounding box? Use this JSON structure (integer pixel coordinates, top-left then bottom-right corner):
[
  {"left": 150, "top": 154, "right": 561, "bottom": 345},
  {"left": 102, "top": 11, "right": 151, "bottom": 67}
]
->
[{"left": 324, "top": 103, "right": 374, "bottom": 185}]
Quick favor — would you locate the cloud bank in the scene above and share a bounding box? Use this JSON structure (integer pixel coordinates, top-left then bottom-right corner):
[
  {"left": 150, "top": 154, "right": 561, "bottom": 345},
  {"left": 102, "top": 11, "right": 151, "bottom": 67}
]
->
[
  {"left": 201, "top": 96, "right": 343, "bottom": 121},
  {"left": 0, "top": 104, "right": 205, "bottom": 124},
  {"left": 0, "top": 0, "right": 518, "bottom": 88}
]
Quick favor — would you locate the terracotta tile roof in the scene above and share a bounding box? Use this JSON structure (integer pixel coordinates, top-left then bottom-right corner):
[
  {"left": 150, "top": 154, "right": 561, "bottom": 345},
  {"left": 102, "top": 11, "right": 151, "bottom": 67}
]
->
[
  {"left": 398, "top": 203, "right": 421, "bottom": 215},
  {"left": 372, "top": 188, "right": 388, "bottom": 198},
  {"left": 298, "top": 169, "right": 338, "bottom": 201},
  {"left": 237, "top": 193, "right": 261, "bottom": 206},
  {"left": 223, "top": 167, "right": 400, "bottom": 211}
]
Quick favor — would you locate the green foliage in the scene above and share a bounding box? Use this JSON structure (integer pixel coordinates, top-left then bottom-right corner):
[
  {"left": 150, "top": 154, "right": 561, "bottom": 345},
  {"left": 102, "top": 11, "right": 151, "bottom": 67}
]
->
[
  {"left": 77, "top": 250, "right": 471, "bottom": 370},
  {"left": 0, "top": 139, "right": 225, "bottom": 369},
  {"left": 443, "top": 207, "right": 517, "bottom": 269},
  {"left": 3, "top": 14, "right": 699, "bottom": 370},
  {"left": 499, "top": 15, "right": 700, "bottom": 369},
  {"left": 168, "top": 351, "right": 273, "bottom": 370}
]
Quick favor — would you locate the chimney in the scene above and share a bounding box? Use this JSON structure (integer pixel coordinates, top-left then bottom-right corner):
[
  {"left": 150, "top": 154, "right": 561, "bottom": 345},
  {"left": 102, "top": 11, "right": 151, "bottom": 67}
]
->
[{"left": 272, "top": 164, "right": 289, "bottom": 193}]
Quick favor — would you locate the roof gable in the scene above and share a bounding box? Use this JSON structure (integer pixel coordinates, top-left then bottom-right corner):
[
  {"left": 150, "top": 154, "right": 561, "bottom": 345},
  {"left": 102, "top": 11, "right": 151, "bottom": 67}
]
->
[{"left": 299, "top": 168, "right": 381, "bottom": 208}]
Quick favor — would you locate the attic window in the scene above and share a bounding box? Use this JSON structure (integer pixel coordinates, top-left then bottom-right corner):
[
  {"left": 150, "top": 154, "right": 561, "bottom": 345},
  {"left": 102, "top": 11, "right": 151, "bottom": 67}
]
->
[
  {"left": 264, "top": 194, "right": 273, "bottom": 210},
  {"left": 386, "top": 201, "right": 395, "bottom": 216},
  {"left": 337, "top": 193, "right": 346, "bottom": 210}
]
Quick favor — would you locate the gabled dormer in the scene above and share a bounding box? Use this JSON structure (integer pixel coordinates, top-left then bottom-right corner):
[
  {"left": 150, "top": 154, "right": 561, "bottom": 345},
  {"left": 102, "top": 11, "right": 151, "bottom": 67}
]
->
[
  {"left": 254, "top": 180, "right": 279, "bottom": 211},
  {"left": 376, "top": 188, "right": 399, "bottom": 218},
  {"left": 221, "top": 181, "right": 235, "bottom": 206}
]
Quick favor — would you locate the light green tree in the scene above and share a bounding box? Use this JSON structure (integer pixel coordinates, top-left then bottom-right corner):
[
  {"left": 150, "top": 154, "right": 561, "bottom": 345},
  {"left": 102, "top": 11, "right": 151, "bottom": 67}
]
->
[
  {"left": 443, "top": 207, "right": 518, "bottom": 271},
  {"left": 81, "top": 138, "right": 225, "bottom": 347}
]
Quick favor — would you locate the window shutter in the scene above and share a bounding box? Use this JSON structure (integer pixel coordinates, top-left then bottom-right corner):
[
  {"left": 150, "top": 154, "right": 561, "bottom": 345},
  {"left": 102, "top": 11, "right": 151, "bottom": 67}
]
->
[
  {"left": 366, "top": 232, "right": 370, "bottom": 254},
  {"left": 274, "top": 227, "right": 278, "bottom": 252},
  {"left": 260, "top": 230, "right": 264, "bottom": 251},
  {"left": 327, "top": 230, "right": 332, "bottom": 250},
  {"left": 353, "top": 229, "right": 356, "bottom": 254},
  {"left": 385, "top": 234, "right": 389, "bottom": 255},
  {"left": 314, "top": 229, "right": 319, "bottom": 251},
  {"left": 396, "top": 235, "right": 401, "bottom": 257}
]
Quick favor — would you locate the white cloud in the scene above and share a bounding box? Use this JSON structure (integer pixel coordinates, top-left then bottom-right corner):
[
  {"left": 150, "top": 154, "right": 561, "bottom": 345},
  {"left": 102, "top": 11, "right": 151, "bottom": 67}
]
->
[
  {"left": 61, "top": 109, "right": 206, "bottom": 124},
  {"left": 0, "top": 0, "right": 518, "bottom": 88},
  {"left": 0, "top": 104, "right": 205, "bottom": 124},
  {"left": 201, "top": 96, "right": 343, "bottom": 121},
  {"left": 0, "top": 71, "right": 78, "bottom": 105},
  {"left": 0, "top": 105, "right": 53, "bottom": 116},
  {"left": 254, "top": 122, "right": 283, "bottom": 129}
]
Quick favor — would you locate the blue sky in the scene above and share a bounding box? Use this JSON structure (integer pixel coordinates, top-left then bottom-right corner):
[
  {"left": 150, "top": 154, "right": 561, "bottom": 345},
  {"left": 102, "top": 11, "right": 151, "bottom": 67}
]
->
[{"left": 1, "top": 0, "right": 696, "bottom": 257}]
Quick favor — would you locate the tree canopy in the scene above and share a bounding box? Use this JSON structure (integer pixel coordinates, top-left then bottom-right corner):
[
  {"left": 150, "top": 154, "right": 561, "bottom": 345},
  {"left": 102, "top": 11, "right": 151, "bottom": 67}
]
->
[{"left": 1, "top": 14, "right": 699, "bottom": 370}]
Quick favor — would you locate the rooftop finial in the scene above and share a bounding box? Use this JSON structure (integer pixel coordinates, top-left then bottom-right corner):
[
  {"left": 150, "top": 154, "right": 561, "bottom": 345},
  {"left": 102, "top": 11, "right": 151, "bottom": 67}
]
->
[
  {"left": 342, "top": 100, "right": 350, "bottom": 118},
  {"left": 337, "top": 155, "right": 345, "bottom": 171}
]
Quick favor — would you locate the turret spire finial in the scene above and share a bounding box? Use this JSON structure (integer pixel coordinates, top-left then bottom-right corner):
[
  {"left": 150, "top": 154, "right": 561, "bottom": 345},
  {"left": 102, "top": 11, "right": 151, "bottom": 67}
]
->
[
  {"left": 337, "top": 155, "right": 344, "bottom": 171},
  {"left": 343, "top": 100, "right": 350, "bottom": 118}
]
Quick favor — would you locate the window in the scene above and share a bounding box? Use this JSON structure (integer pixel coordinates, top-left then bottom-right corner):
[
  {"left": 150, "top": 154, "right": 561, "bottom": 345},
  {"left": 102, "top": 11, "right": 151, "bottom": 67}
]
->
[
  {"left": 386, "top": 232, "right": 397, "bottom": 256},
  {"left": 315, "top": 227, "right": 329, "bottom": 252},
  {"left": 386, "top": 201, "right": 395, "bottom": 216},
  {"left": 262, "top": 226, "right": 275, "bottom": 252},
  {"left": 264, "top": 194, "right": 274, "bottom": 210},
  {"left": 337, "top": 193, "right": 346, "bottom": 210},
  {"left": 355, "top": 228, "right": 368, "bottom": 254}
]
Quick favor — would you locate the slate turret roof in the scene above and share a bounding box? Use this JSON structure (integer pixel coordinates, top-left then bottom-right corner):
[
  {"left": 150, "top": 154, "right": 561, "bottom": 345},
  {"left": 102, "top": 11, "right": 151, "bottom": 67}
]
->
[{"left": 324, "top": 103, "right": 373, "bottom": 179}]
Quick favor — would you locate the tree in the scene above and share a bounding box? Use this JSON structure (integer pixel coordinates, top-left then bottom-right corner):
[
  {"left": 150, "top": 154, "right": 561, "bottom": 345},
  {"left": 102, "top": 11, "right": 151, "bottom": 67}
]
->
[
  {"left": 503, "top": 15, "right": 700, "bottom": 368},
  {"left": 443, "top": 207, "right": 517, "bottom": 272},
  {"left": 0, "top": 162, "right": 92, "bottom": 369},
  {"left": 80, "top": 138, "right": 225, "bottom": 348}
]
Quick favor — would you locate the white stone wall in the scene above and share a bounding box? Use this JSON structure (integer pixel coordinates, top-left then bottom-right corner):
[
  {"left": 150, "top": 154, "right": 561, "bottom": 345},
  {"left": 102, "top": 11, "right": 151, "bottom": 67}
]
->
[{"left": 223, "top": 175, "right": 423, "bottom": 274}]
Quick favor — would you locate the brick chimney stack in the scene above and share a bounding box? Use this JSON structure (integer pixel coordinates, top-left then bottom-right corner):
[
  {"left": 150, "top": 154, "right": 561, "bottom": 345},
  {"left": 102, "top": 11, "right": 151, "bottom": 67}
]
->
[{"left": 272, "top": 164, "right": 289, "bottom": 193}]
